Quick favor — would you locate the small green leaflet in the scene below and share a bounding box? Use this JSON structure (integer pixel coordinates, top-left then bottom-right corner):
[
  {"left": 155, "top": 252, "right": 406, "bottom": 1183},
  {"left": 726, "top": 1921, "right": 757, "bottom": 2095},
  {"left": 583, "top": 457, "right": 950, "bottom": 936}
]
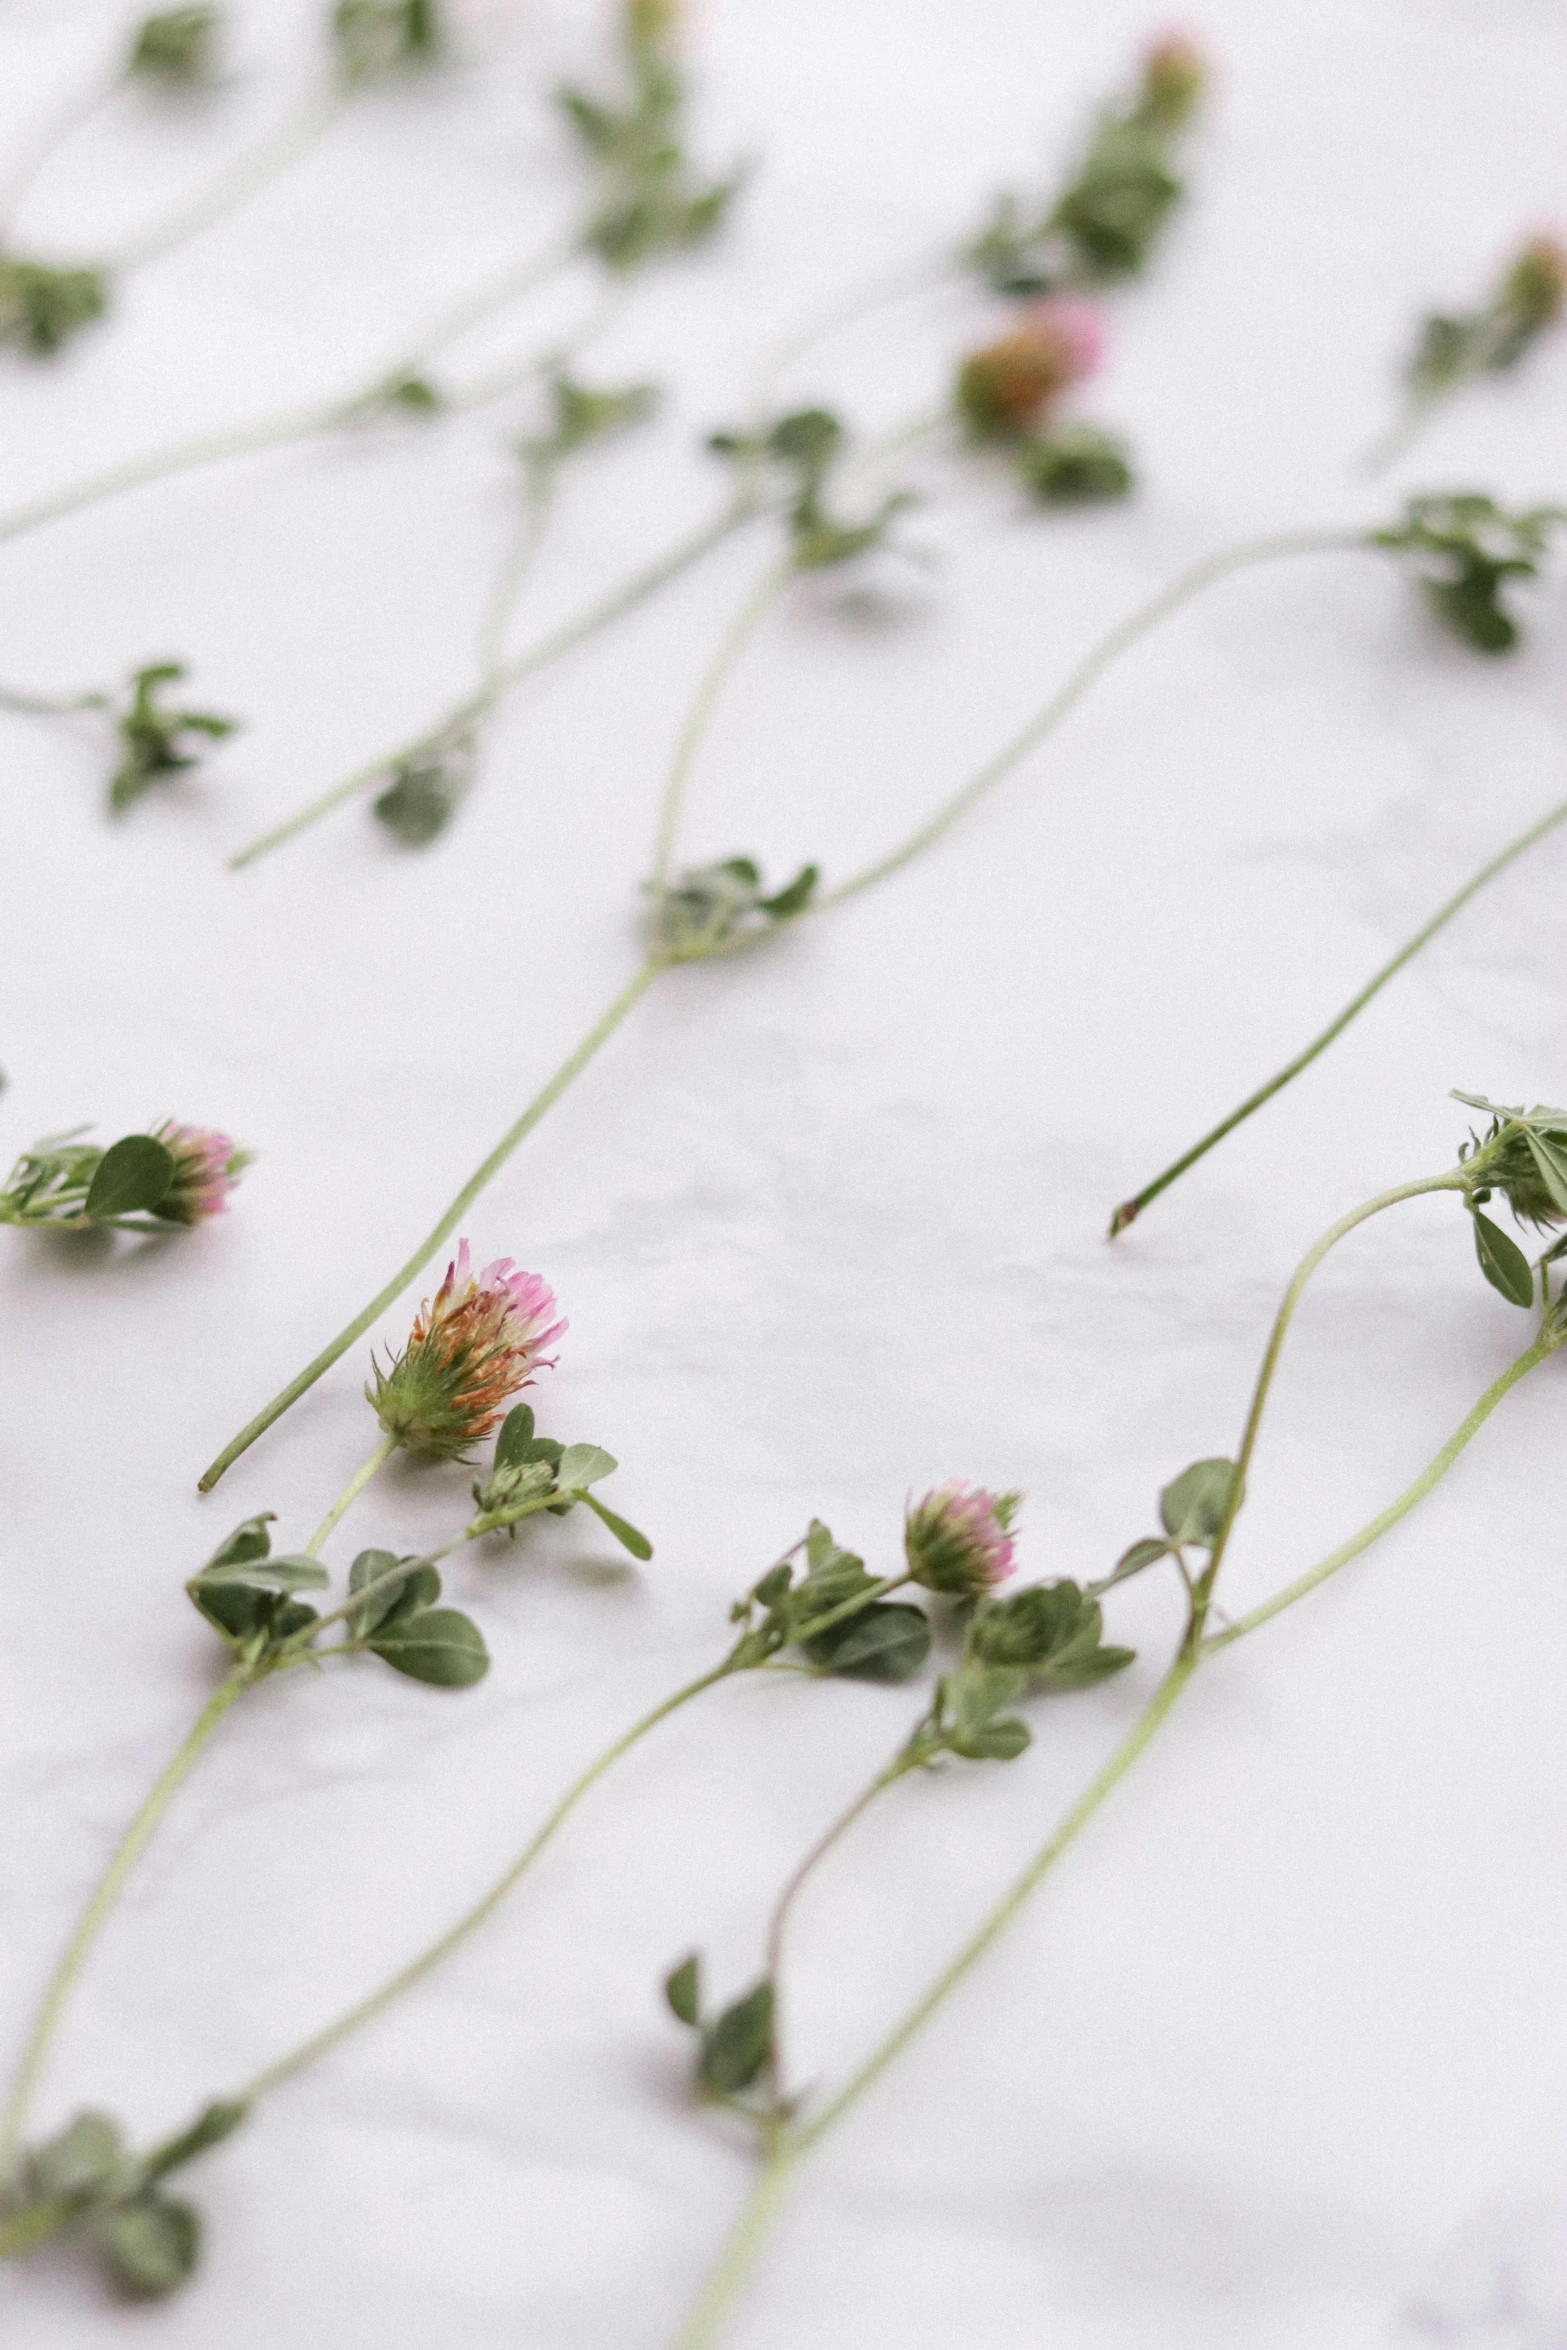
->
[
  {"left": 1472, "top": 1209, "right": 1534, "bottom": 1306},
  {"left": 84, "top": 1135, "right": 175, "bottom": 1222},
  {"left": 368, "top": 1608, "right": 489, "bottom": 1688}
]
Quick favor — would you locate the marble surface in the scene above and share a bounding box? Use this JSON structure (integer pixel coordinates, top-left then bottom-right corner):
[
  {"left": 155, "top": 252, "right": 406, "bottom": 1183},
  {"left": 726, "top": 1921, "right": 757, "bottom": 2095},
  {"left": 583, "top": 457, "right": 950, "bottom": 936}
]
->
[{"left": 1, "top": 1, "right": 1565, "bottom": 2345}]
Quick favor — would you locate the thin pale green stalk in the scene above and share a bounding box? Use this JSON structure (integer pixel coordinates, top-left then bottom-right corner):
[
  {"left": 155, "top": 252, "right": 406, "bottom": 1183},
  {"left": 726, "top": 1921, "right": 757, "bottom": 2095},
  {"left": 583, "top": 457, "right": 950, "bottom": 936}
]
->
[
  {"left": 0, "top": 232, "right": 577, "bottom": 551},
  {"left": 665, "top": 2144, "right": 803, "bottom": 2350},
  {"left": 0, "top": 682, "right": 106, "bottom": 718},
  {"left": 1207, "top": 1328, "right": 1555, "bottom": 1649},
  {"left": 197, "top": 957, "right": 662, "bottom": 1489},
  {"left": 650, "top": 556, "right": 795, "bottom": 899},
  {"left": 304, "top": 1430, "right": 397, "bottom": 1556},
  {"left": 0, "top": 68, "right": 116, "bottom": 240},
  {"left": 475, "top": 466, "right": 558, "bottom": 681},
  {"left": 1110, "top": 792, "right": 1567, "bottom": 1235},
  {"left": 818, "top": 529, "right": 1364, "bottom": 911},
  {"left": 226, "top": 498, "right": 753, "bottom": 868},
  {"left": 0, "top": 1665, "right": 253, "bottom": 2181},
  {"left": 108, "top": 81, "right": 350, "bottom": 271},
  {"left": 233, "top": 1659, "right": 734, "bottom": 2102}
]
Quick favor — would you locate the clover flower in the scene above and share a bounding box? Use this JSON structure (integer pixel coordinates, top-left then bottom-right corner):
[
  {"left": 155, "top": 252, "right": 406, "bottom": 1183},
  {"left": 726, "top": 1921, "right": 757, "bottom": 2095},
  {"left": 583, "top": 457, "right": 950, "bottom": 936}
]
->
[
  {"left": 955, "top": 301, "right": 1104, "bottom": 439},
  {"left": 152, "top": 1122, "right": 251, "bottom": 1224},
  {"left": 368, "top": 1242, "right": 565, "bottom": 1460},
  {"left": 905, "top": 1483, "right": 1020, "bottom": 1597}
]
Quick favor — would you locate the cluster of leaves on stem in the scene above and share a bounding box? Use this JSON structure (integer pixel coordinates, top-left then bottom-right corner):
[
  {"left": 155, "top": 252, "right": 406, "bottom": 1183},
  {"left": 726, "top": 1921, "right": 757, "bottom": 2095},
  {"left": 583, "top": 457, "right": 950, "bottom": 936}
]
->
[
  {"left": 0, "top": 259, "right": 108, "bottom": 357},
  {"left": 1454, "top": 1090, "right": 1567, "bottom": 1309},
  {"left": 515, "top": 368, "right": 660, "bottom": 469},
  {"left": 711, "top": 407, "right": 913, "bottom": 569},
  {"left": 0, "top": 1125, "right": 247, "bottom": 1233},
  {"left": 1403, "top": 235, "right": 1566, "bottom": 405},
  {"left": 469, "top": 1402, "right": 654, "bottom": 1559},
  {"left": 0, "top": 2101, "right": 246, "bottom": 2296},
  {"left": 1371, "top": 494, "right": 1565, "bottom": 654},
  {"left": 331, "top": 0, "right": 442, "bottom": 82},
  {"left": 969, "top": 35, "right": 1205, "bottom": 295},
  {"left": 109, "top": 662, "right": 237, "bottom": 812},
  {"left": 649, "top": 855, "right": 819, "bottom": 963},
  {"left": 726, "top": 1519, "right": 932, "bottom": 1682},
  {"left": 127, "top": 7, "right": 221, "bottom": 85},
  {"left": 372, "top": 731, "right": 475, "bottom": 846},
  {"left": 557, "top": 0, "right": 741, "bottom": 271}
]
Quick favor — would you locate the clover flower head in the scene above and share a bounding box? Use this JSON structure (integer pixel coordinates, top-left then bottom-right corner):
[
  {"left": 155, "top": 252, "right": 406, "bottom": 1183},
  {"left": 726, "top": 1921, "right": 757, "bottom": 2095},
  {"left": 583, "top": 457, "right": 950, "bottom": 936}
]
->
[
  {"left": 905, "top": 1482, "right": 1020, "bottom": 1597},
  {"left": 1139, "top": 30, "right": 1207, "bottom": 128},
  {"left": 955, "top": 300, "right": 1104, "bottom": 439},
  {"left": 369, "top": 1242, "right": 565, "bottom": 1459},
  {"left": 152, "top": 1122, "right": 250, "bottom": 1224},
  {"left": 1502, "top": 233, "right": 1567, "bottom": 331}
]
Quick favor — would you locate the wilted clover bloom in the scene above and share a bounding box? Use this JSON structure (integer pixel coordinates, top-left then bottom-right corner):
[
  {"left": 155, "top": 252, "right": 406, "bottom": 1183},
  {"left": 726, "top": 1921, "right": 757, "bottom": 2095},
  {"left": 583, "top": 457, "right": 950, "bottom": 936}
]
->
[
  {"left": 1501, "top": 234, "right": 1567, "bottom": 333},
  {"left": 1138, "top": 30, "right": 1207, "bottom": 128},
  {"left": 369, "top": 1241, "right": 565, "bottom": 1459},
  {"left": 956, "top": 300, "right": 1104, "bottom": 439},
  {"left": 905, "top": 1483, "right": 1020, "bottom": 1596},
  {"left": 153, "top": 1121, "right": 251, "bottom": 1224}
]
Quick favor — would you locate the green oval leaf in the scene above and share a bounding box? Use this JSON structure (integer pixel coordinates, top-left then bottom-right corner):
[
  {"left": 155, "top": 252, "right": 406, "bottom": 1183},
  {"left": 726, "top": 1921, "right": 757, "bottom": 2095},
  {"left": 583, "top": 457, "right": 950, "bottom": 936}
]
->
[
  {"left": 1159, "top": 1458, "right": 1242, "bottom": 1549},
  {"left": 84, "top": 1135, "right": 175, "bottom": 1223},
  {"left": 102, "top": 2193, "right": 200, "bottom": 2297},
  {"left": 664, "top": 1953, "right": 702, "bottom": 2028},
  {"left": 804, "top": 1602, "right": 930, "bottom": 1683},
  {"left": 347, "top": 1549, "right": 440, "bottom": 1633},
  {"left": 581, "top": 1492, "right": 653, "bottom": 1560},
  {"left": 1473, "top": 1208, "right": 1534, "bottom": 1306},
  {"left": 368, "top": 1608, "right": 489, "bottom": 1688},
  {"left": 557, "top": 1443, "right": 617, "bottom": 1492},
  {"left": 701, "top": 1981, "right": 774, "bottom": 2096}
]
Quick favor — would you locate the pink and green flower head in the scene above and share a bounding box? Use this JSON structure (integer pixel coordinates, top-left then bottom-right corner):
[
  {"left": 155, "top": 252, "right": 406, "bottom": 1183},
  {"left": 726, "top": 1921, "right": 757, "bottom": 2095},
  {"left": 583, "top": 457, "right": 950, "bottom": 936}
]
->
[
  {"left": 955, "top": 301, "right": 1104, "bottom": 440},
  {"left": 905, "top": 1483, "right": 1020, "bottom": 1597},
  {"left": 152, "top": 1121, "right": 252, "bottom": 1225},
  {"left": 1139, "top": 30, "right": 1207, "bottom": 128},
  {"left": 368, "top": 1242, "right": 565, "bottom": 1460}
]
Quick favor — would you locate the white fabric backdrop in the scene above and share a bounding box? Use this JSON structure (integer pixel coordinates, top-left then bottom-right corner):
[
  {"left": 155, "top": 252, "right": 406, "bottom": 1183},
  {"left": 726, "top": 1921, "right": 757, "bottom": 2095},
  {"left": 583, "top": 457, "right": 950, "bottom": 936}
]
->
[{"left": 1, "top": 2, "right": 1565, "bottom": 2344}]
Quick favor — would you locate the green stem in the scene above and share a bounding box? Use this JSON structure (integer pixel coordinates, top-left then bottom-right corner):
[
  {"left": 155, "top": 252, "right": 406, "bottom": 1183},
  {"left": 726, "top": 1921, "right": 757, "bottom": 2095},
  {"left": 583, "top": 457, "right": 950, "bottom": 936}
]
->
[
  {"left": 0, "top": 1665, "right": 253, "bottom": 2182},
  {"left": 664, "top": 2144, "right": 802, "bottom": 2350},
  {"left": 0, "top": 682, "right": 107, "bottom": 719},
  {"left": 226, "top": 498, "right": 753, "bottom": 868},
  {"left": 474, "top": 465, "right": 558, "bottom": 682},
  {"left": 818, "top": 529, "right": 1364, "bottom": 911},
  {"left": 231, "top": 1660, "right": 734, "bottom": 2102},
  {"left": 0, "top": 70, "right": 117, "bottom": 244},
  {"left": 304, "top": 1430, "right": 398, "bottom": 1557},
  {"left": 107, "top": 81, "right": 350, "bottom": 272},
  {"left": 1206, "top": 1329, "right": 1555, "bottom": 1650},
  {"left": 1109, "top": 792, "right": 1567, "bottom": 1235},
  {"left": 0, "top": 232, "right": 577, "bottom": 552},
  {"left": 649, "top": 553, "right": 795, "bottom": 901},
  {"left": 197, "top": 958, "right": 662, "bottom": 1489},
  {"left": 1203, "top": 1173, "right": 1465, "bottom": 1587}
]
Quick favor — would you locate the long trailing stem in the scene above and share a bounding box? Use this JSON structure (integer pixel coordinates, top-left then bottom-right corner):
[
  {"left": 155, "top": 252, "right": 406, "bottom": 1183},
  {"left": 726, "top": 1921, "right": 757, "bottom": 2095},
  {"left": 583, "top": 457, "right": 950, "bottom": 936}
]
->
[
  {"left": 107, "top": 81, "right": 349, "bottom": 273},
  {"left": 818, "top": 527, "right": 1365, "bottom": 910},
  {"left": 650, "top": 555, "right": 795, "bottom": 900},
  {"left": 232, "top": 1658, "right": 736, "bottom": 2103},
  {"left": 0, "top": 230, "right": 580, "bottom": 552},
  {"left": 0, "top": 1665, "right": 253, "bottom": 2182},
  {"left": 1110, "top": 791, "right": 1567, "bottom": 1234},
  {"left": 227, "top": 497, "right": 753, "bottom": 869},
  {"left": 197, "top": 957, "right": 663, "bottom": 1488}
]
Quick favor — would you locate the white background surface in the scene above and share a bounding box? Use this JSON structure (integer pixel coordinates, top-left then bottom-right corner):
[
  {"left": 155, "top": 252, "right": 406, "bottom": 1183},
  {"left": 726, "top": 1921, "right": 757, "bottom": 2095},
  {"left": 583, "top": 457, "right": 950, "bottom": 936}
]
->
[{"left": 2, "top": 2, "right": 1566, "bottom": 2345}]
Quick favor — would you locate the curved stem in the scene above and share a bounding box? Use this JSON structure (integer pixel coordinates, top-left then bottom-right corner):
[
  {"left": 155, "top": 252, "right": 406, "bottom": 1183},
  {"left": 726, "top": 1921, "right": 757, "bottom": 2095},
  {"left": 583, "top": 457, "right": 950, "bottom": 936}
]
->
[
  {"left": 0, "top": 1665, "right": 253, "bottom": 2182},
  {"left": 304, "top": 1430, "right": 397, "bottom": 1557},
  {"left": 0, "top": 231, "right": 577, "bottom": 552},
  {"left": 1206, "top": 1329, "right": 1555, "bottom": 1650},
  {"left": 665, "top": 2144, "right": 801, "bottom": 2350},
  {"left": 1363, "top": 388, "right": 1443, "bottom": 478},
  {"left": 474, "top": 465, "right": 558, "bottom": 681},
  {"left": 197, "top": 958, "right": 662, "bottom": 1489},
  {"left": 1109, "top": 794, "right": 1567, "bottom": 1235},
  {"left": 226, "top": 498, "right": 753, "bottom": 868},
  {"left": 649, "top": 556, "right": 795, "bottom": 900},
  {"left": 0, "top": 69, "right": 118, "bottom": 242},
  {"left": 818, "top": 530, "right": 1365, "bottom": 911},
  {"left": 763, "top": 1757, "right": 910, "bottom": 2103},
  {"left": 1203, "top": 1173, "right": 1464, "bottom": 1586},
  {"left": 0, "top": 681, "right": 107, "bottom": 718},
  {"left": 233, "top": 1660, "right": 734, "bottom": 2103},
  {"left": 108, "top": 81, "right": 350, "bottom": 272}
]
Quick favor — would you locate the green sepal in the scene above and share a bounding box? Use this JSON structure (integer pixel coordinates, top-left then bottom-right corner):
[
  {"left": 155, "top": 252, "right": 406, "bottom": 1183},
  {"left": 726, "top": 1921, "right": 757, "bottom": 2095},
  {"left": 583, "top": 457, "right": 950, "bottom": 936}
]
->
[
  {"left": 1158, "top": 1458, "right": 1242, "bottom": 1549},
  {"left": 83, "top": 1135, "right": 176, "bottom": 1223},
  {"left": 367, "top": 1608, "right": 489, "bottom": 1688},
  {"left": 803, "top": 1602, "right": 930, "bottom": 1683},
  {"left": 1472, "top": 1209, "right": 1534, "bottom": 1307},
  {"left": 581, "top": 1491, "right": 654, "bottom": 1560},
  {"left": 700, "top": 1981, "right": 774, "bottom": 2096},
  {"left": 664, "top": 1953, "right": 702, "bottom": 2027}
]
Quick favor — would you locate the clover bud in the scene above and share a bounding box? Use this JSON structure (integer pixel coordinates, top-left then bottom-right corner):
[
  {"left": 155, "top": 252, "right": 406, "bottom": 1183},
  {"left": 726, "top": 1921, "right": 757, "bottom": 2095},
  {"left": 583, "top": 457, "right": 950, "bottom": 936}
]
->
[
  {"left": 1500, "top": 234, "right": 1567, "bottom": 336},
  {"left": 0, "top": 260, "right": 108, "bottom": 358},
  {"left": 1138, "top": 31, "right": 1207, "bottom": 130},
  {"left": 367, "top": 1241, "right": 564, "bottom": 1461},
  {"left": 128, "top": 7, "right": 220, "bottom": 83},
  {"left": 955, "top": 301, "right": 1104, "bottom": 440},
  {"left": 904, "top": 1483, "right": 1019, "bottom": 1597},
  {"left": 151, "top": 1122, "right": 251, "bottom": 1224}
]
